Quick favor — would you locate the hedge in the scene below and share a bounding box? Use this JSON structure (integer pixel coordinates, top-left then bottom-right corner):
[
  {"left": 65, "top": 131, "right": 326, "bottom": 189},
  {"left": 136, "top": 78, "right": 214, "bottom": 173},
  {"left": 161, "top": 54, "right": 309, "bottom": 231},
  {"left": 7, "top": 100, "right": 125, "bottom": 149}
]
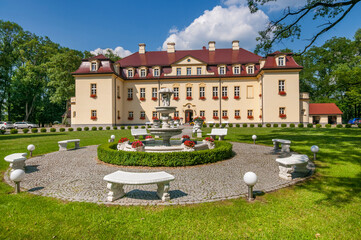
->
[
  {"left": 40, "top": 128, "right": 47, "bottom": 132},
  {"left": 59, "top": 128, "right": 65, "bottom": 132},
  {"left": 345, "top": 124, "right": 351, "bottom": 128},
  {"left": 84, "top": 127, "right": 89, "bottom": 131},
  {"left": 266, "top": 123, "right": 271, "bottom": 128},
  {"left": 68, "top": 128, "right": 74, "bottom": 132},
  {"left": 98, "top": 141, "right": 233, "bottom": 167},
  {"left": 50, "top": 128, "right": 56, "bottom": 132},
  {"left": 121, "top": 126, "right": 125, "bottom": 130},
  {"left": 273, "top": 124, "right": 278, "bottom": 128},
  {"left": 77, "top": 127, "right": 82, "bottom": 131},
  {"left": 31, "top": 128, "right": 38, "bottom": 133},
  {"left": 221, "top": 123, "right": 226, "bottom": 128},
  {"left": 113, "top": 126, "right": 118, "bottom": 130},
  {"left": 325, "top": 124, "right": 331, "bottom": 128},
  {"left": 290, "top": 123, "right": 295, "bottom": 128},
  {"left": 316, "top": 124, "right": 322, "bottom": 128},
  {"left": 106, "top": 126, "right": 111, "bottom": 130},
  {"left": 236, "top": 124, "right": 240, "bottom": 127},
  {"left": 99, "top": 127, "right": 103, "bottom": 130},
  {"left": 215, "top": 123, "right": 220, "bottom": 128},
  {"left": 242, "top": 123, "right": 247, "bottom": 127},
  {"left": 337, "top": 124, "right": 343, "bottom": 128},
  {"left": 258, "top": 124, "right": 262, "bottom": 128},
  {"left": 0, "top": 129, "right": 5, "bottom": 135},
  {"left": 92, "top": 127, "right": 97, "bottom": 131},
  {"left": 228, "top": 123, "right": 233, "bottom": 127},
  {"left": 281, "top": 124, "right": 286, "bottom": 128},
  {"left": 250, "top": 124, "right": 254, "bottom": 128},
  {"left": 210, "top": 124, "right": 214, "bottom": 128},
  {"left": 23, "top": 128, "right": 29, "bottom": 133},
  {"left": 298, "top": 123, "right": 304, "bottom": 128},
  {"left": 307, "top": 123, "right": 313, "bottom": 128},
  {"left": 10, "top": 129, "right": 18, "bottom": 134}
]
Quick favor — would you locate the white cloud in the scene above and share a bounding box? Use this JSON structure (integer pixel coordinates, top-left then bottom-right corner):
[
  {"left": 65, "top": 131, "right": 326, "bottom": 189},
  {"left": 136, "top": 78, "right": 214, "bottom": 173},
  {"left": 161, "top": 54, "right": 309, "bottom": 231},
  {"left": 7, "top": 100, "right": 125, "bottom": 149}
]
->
[
  {"left": 221, "top": 0, "right": 245, "bottom": 7},
  {"left": 161, "top": 5, "right": 269, "bottom": 51},
  {"left": 91, "top": 46, "right": 132, "bottom": 58}
]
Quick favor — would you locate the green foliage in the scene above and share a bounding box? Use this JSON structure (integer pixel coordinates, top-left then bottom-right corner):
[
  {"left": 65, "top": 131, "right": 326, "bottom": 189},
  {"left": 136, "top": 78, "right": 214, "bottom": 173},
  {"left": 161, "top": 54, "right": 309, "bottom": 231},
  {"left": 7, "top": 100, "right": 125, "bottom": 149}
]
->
[
  {"left": 98, "top": 141, "right": 233, "bottom": 167},
  {"left": 258, "top": 124, "right": 262, "bottom": 127},
  {"left": 250, "top": 124, "right": 254, "bottom": 128},
  {"left": 121, "top": 126, "right": 125, "bottom": 130},
  {"left": 59, "top": 128, "right": 65, "bottom": 132},
  {"left": 316, "top": 124, "right": 322, "bottom": 128},
  {"left": 345, "top": 124, "right": 352, "bottom": 128},
  {"left": 290, "top": 123, "right": 295, "bottom": 128},
  {"left": 266, "top": 123, "right": 271, "bottom": 127},
  {"left": 337, "top": 124, "right": 343, "bottom": 128},
  {"left": 106, "top": 126, "right": 110, "bottom": 130},
  {"left": 68, "top": 128, "right": 74, "bottom": 132},
  {"left": 236, "top": 124, "right": 240, "bottom": 127},
  {"left": 273, "top": 124, "right": 278, "bottom": 128},
  {"left": 215, "top": 123, "right": 220, "bottom": 128},
  {"left": 298, "top": 123, "right": 304, "bottom": 128},
  {"left": 98, "top": 127, "right": 103, "bottom": 130},
  {"left": 40, "top": 128, "right": 47, "bottom": 132},
  {"left": 10, "top": 129, "right": 18, "bottom": 134},
  {"left": 91, "top": 127, "right": 97, "bottom": 131},
  {"left": 22, "top": 128, "right": 29, "bottom": 133},
  {"left": 281, "top": 123, "right": 286, "bottom": 128},
  {"left": 325, "top": 124, "right": 331, "bottom": 128},
  {"left": 358, "top": 124, "right": 361, "bottom": 128},
  {"left": 84, "top": 127, "right": 89, "bottom": 131},
  {"left": 0, "top": 129, "right": 6, "bottom": 135},
  {"left": 210, "top": 124, "right": 214, "bottom": 128},
  {"left": 127, "top": 126, "right": 131, "bottom": 130},
  {"left": 77, "top": 127, "right": 82, "bottom": 131},
  {"left": 221, "top": 123, "right": 226, "bottom": 128},
  {"left": 243, "top": 123, "right": 247, "bottom": 127},
  {"left": 31, "top": 128, "right": 38, "bottom": 133},
  {"left": 141, "top": 126, "right": 145, "bottom": 129},
  {"left": 203, "top": 123, "right": 207, "bottom": 127},
  {"left": 50, "top": 128, "right": 56, "bottom": 132},
  {"left": 228, "top": 123, "right": 233, "bottom": 127},
  {"left": 113, "top": 126, "right": 117, "bottom": 130},
  {"left": 307, "top": 123, "right": 313, "bottom": 128},
  {"left": 134, "top": 126, "right": 138, "bottom": 129}
]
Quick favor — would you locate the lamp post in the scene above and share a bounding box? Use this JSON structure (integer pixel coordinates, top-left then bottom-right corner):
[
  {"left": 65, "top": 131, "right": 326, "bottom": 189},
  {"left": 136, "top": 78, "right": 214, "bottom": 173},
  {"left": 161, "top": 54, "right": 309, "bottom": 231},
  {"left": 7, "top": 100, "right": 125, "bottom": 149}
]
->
[
  {"left": 243, "top": 172, "right": 258, "bottom": 201},
  {"left": 10, "top": 169, "right": 25, "bottom": 193},
  {"left": 252, "top": 135, "right": 257, "bottom": 144},
  {"left": 27, "top": 144, "right": 35, "bottom": 157},
  {"left": 109, "top": 135, "right": 115, "bottom": 143},
  {"left": 311, "top": 145, "right": 319, "bottom": 160}
]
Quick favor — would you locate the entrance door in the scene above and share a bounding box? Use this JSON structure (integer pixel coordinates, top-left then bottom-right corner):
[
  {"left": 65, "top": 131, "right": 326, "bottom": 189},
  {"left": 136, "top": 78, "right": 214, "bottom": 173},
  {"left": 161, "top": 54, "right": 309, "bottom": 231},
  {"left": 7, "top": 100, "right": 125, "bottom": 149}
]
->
[{"left": 185, "top": 110, "right": 193, "bottom": 123}]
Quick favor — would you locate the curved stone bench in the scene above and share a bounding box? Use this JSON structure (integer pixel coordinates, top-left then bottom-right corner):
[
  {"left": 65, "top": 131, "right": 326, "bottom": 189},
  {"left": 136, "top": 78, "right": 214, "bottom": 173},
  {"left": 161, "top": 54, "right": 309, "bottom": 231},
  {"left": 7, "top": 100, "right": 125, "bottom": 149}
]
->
[
  {"left": 272, "top": 139, "right": 291, "bottom": 153},
  {"left": 58, "top": 139, "right": 80, "bottom": 151},
  {"left": 4, "top": 153, "right": 27, "bottom": 170},
  {"left": 276, "top": 154, "right": 310, "bottom": 180},
  {"left": 103, "top": 170, "right": 175, "bottom": 201},
  {"left": 207, "top": 128, "right": 228, "bottom": 140}
]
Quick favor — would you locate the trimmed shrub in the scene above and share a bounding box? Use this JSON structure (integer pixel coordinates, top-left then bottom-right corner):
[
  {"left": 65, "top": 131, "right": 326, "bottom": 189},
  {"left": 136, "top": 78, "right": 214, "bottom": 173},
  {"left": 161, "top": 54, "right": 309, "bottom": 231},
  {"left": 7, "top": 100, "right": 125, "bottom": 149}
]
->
[
  {"left": 59, "top": 128, "right": 65, "bottom": 132},
  {"left": 243, "top": 123, "right": 247, "bottom": 127},
  {"left": 127, "top": 126, "right": 131, "bottom": 130},
  {"left": 141, "top": 126, "right": 145, "bottom": 129},
  {"left": 134, "top": 126, "right": 139, "bottom": 129},
  {"left": 316, "top": 124, "right": 322, "bottom": 128},
  {"left": 121, "top": 126, "right": 125, "bottom": 130},
  {"left": 221, "top": 123, "right": 226, "bottom": 128},
  {"left": 98, "top": 141, "right": 233, "bottom": 167},
  {"left": 228, "top": 123, "right": 233, "bottom": 127},
  {"left": 210, "top": 124, "right": 214, "bottom": 128},
  {"left": 99, "top": 126, "right": 103, "bottom": 130},
  {"left": 92, "top": 127, "right": 97, "bottom": 131},
  {"left": 147, "top": 125, "right": 151, "bottom": 128},
  {"left": 250, "top": 124, "right": 254, "bottom": 128},
  {"left": 273, "top": 124, "right": 278, "bottom": 128},
  {"left": 113, "top": 126, "right": 117, "bottom": 130},
  {"left": 23, "top": 128, "right": 29, "bottom": 133},
  {"left": 358, "top": 124, "right": 361, "bottom": 128},
  {"left": 345, "top": 124, "right": 351, "bottom": 128},
  {"left": 258, "top": 124, "right": 262, "bottom": 128},
  {"left": 77, "top": 127, "right": 82, "bottom": 131},
  {"left": 0, "top": 129, "right": 5, "bottom": 135},
  {"left": 68, "top": 128, "right": 74, "bottom": 132},
  {"left": 84, "top": 127, "right": 89, "bottom": 131},
  {"left": 236, "top": 124, "right": 240, "bottom": 127},
  {"left": 215, "top": 123, "right": 220, "bottom": 128},
  {"left": 10, "top": 129, "right": 18, "bottom": 134},
  {"left": 50, "top": 128, "right": 56, "bottom": 132},
  {"left": 31, "top": 128, "right": 38, "bottom": 133},
  {"left": 298, "top": 123, "right": 304, "bottom": 128},
  {"left": 40, "top": 128, "right": 47, "bottom": 133},
  {"left": 337, "top": 124, "right": 343, "bottom": 128},
  {"left": 307, "top": 123, "right": 313, "bottom": 128},
  {"left": 203, "top": 123, "right": 207, "bottom": 128},
  {"left": 281, "top": 123, "right": 287, "bottom": 128},
  {"left": 325, "top": 124, "right": 331, "bottom": 128},
  {"left": 106, "top": 126, "right": 111, "bottom": 130},
  {"left": 266, "top": 123, "right": 271, "bottom": 128},
  {"left": 290, "top": 123, "right": 295, "bottom": 128}
]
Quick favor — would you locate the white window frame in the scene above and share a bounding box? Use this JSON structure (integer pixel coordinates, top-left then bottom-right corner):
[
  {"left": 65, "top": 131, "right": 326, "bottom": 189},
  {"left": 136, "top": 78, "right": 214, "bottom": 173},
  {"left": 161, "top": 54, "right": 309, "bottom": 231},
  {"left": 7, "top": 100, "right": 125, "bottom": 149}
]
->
[
  {"left": 91, "top": 83, "right": 97, "bottom": 95},
  {"left": 234, "top": 66, "right": 240, "bottom": 74},
  {"left": 140, "top": 88, "right": 145, "bottom": 98},
  {"left": 174, "top": 111, "right": 179, "bottom": 117},
  {"left": 247, "top": 110, "right": 253, "bottom": 117},
  {"left": 187, "top": 67, "right": 191, "bottom": 75},
  {"left": 213, "top": 110, "right": 218, "bottom": 117},
  {"left": 222, "top": 87, "right": 228, "bottom": 97},
  {"left": 186, "top": 87, "right": 192, "bottom": 97},
  {"left": 234, "top": 86, "right": 240, "bottom": 97},
  {"left": 140, "top": 111, "right": 145, "bottom": 118},
  {"left": 279, "top": 107, "right": 285, "bottom": 115},
  {"left": 219, "top": 66, "right": 225, "bottom": 75},
  {"left": 128, "top": 69, "right": 133, "bottom": 78},
  {"left": 197, "top": 67, "right": 201, "bottom": 75},
  {"left": 278, "top": 56, "right": 285, "bottom": 66},
  {"left": 199, "top": 87, "right": 205, "bottom": 98},
  {"left": 173, "top": 87, "right": 179, "bottom": 98},
  {"left": 128, "top": 111, "right": 133, "bottom": 118},
  {"left": 176, "top": 68, "right": 181, "bottom": 76},
  {"left": 212, "top": 87, "right": 218, "bottom": 97},
  {"left": 222, "top": 110, "right": 228, "bottom": 117},
  {"left": 235, "top": 110, "right": 240, "bottom": 117},
  {"left": 91, "top": 110, "right": 97, "bottom": 117},
  {"left": 152, "top": 111, "right": 157, "bottom": 118},
  {"left": 247, "top": 65, "right": 254, "bottom": 74},
  {"left": 140, "top": 69, "right": 146, "bottom": 77},
  {"left": 128, "top": 88, "right": 133, "bottom": 99},
  {"left": 200, "top": 111, "right": 205, "bottom": 117},
  {"left": 154, "top": 68, "right": 160, "bottom": 77},
  {"left": 279, "top": 80, "right": 285, "bottom": 92},
  {"left": 91, "top": 62, "right": 97, "bottom": 71}
]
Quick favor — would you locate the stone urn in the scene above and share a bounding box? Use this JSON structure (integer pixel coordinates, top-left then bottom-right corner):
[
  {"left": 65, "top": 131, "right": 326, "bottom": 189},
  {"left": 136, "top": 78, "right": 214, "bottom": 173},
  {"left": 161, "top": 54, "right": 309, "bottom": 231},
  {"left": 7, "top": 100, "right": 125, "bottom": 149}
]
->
[
  {"left": 117, "top": 141, "right": 129, "bottom": 150},
  {"left": 133, "top": 146, "right": 145, "bottom": 152},
  {"left": 203, "top": 140, "right": 215, "bottom": 149},
  {"left": 153, "top": 120, "right": 161, "bottom": 128},
  {"left": 182, "top": 143, "right": 195, "bottom": 152}
]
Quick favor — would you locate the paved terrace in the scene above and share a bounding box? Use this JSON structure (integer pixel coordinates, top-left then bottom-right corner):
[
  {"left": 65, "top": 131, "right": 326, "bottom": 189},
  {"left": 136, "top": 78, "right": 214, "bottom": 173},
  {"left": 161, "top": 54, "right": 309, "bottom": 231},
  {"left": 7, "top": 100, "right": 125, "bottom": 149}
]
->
[{"left": 5, "top": 143, "right": 313, "bottom": 205}]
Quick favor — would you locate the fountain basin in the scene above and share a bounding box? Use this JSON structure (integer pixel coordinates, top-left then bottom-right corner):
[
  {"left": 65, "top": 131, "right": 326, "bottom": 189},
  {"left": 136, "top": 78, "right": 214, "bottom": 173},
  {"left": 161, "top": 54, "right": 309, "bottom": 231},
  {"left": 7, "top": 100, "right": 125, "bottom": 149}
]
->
[{"left": 121, "top": 140, "right": 209, "bottom": 152}]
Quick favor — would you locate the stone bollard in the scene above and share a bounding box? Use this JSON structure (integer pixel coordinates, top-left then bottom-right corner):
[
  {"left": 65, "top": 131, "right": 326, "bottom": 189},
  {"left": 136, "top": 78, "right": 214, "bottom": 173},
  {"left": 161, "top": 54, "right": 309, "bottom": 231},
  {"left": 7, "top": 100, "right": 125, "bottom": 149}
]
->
[{"left": 197, "top": 129, "right": 203, "bottom": 138}]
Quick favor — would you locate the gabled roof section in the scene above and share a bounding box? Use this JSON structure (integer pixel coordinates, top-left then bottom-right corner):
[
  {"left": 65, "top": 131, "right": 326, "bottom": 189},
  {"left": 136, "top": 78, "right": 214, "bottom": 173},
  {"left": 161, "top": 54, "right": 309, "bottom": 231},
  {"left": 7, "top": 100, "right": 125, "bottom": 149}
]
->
[
  {"left": 309, "top": 103, "right": 343, "bottom": 115},
  {"left": 262, "top": 51, "right": 303, "bottom": 70},
  {"left": 172, "top": 55, "right": 207, "bottom": 65},
  {"left": 73, "top": 54, "right": 116, "bottom": 75}
]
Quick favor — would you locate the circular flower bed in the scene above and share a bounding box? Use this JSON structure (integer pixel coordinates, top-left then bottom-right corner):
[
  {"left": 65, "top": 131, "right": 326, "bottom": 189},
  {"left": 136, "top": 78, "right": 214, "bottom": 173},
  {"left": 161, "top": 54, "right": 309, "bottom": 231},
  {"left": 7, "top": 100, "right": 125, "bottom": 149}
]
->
[{"left": 97, "top": 141, "right": 233, "bottom": 167}]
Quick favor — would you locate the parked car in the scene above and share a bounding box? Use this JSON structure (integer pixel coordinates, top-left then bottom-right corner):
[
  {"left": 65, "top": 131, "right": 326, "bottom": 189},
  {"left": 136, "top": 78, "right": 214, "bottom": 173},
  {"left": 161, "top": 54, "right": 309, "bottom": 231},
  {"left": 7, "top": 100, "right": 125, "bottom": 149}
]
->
[
  {"left": 0, "top": 121, "right": 15, "bottom": 130},
  {"left": 14, "top": 122, "right": 39, "bottom": 129},
  {"left": 348, "top": 118, "right": 360, "bottom": 124},
  {"left": 355, "top": 119, "right": 361, "bottom": 125}
]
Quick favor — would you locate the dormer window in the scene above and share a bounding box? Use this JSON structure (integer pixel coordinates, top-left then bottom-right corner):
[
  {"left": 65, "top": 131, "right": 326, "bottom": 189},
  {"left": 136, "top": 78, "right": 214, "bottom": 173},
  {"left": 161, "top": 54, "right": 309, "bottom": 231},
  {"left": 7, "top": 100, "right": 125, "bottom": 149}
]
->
[
  {"left": 278, "top": 56, "right": 285, "bottom": 66},
  {"left": 219, "top": 66, "right": 226, "bottom": 75},
  {"left": 176, "top": 68, "right": 181, "bottom": 76},
  {"left": 128, "top": 69, "right": 133, "bottom": 78},
  {"left": 187, "top": 67, "right": 191, "bottom": 75},
  {"left": 247, "top": 65, "right": 254, "bottom": 74},
  {"left": 91, "top": 62, "right": 97, "bottom": 71},
  {"left": 234, "top": 66, "right": 240, "bottom": 74},
  {"left": 154, "top": 68, "right": 160, "bottom": 77},
  {"left": 140, "top": 69, "right": 146, "bottom": 77}
]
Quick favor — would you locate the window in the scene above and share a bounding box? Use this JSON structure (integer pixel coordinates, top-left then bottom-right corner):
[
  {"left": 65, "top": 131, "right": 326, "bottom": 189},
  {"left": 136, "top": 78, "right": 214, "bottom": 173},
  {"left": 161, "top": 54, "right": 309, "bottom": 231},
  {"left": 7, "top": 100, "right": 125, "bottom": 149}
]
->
[
  {"left": 73, "top": 111, "right": 76, "bottom": 118},
  {"left": 247, "top": 65, "right": 254, "bottom": 74},
  {"left": 91, "top": 110, "right": 97, "bottom": 119},
  {"left": 140, "top": 88, "right": 145, "bottom": 99},
  {"left": 152, "top": 88, "right": 157, "bottom": 98},
  {"left": 128, "top": 111, "right": 134, "bottom": 119},
  {"left": 213, "top": 110, "right": 218, "bottom": 117},
  {"left": 176, "top": 68, "right": 181, "bottom": 76},
  {"left": 128, "top": 69, "right": 133, "bottom": 78},
  {"left": 235, "top": 110, "right": 240, "bottom": 117},
  {"left": 222, "top": 110, "right": 228, "bottom": 117},
  {"left": 200, "top": 111, "right": 205, "bottom": 117},
  {"left": 278, "top": 56, "right": 285, "bottom": 66},
  {"left": 213, "top": 86, "right": 218, "bottom": 98},
  {"left": 219, "top": 66, "right": 225, "bottom": 75},
  {"left": 197, "top": 67, "right": 201, "bottom": 75},
  {"left": 127, "top": 88, "right": 133, "bottom": 99},
  {"left": 222, "top": 87, "right": 228, "bottom": 97},
  {"left": 117, "top": 111, "right": 120, "bottom": 119},
  {"left": 279, "top": 107, "right": 285, "bottom": 115},
  {"left": 247, "top": 110, "right": 253, "bottom": 117},
  {"left": 234, "top": 86, "right": 240, "bottom": 98},
  {"left": 186, "top": 87, "right": 192, "bottom": 97},
  {"left": 173, "top": 87, "right": 179, "bottom": 98},
  {"left": 187, "top": 67, "right": 191, "bottom": 75},
  {"left": 247, "top": 86, "right": 254, "bottom": 99},
  {"left": 140, "top": 111, "right": 145, "bottom": 119},
  {"left": 152, "top": 111, "right": 157, "bottom": 118},
  {"left": 174, "top": 111, "right": 179, "bottom": 117},
  {"left": 117, "top": 86, "right": 120, "bottom": 99},
  {"left": 154, "top": 68, "right": 160, "bottom": 77},
  {"left": 91, "top": 62, "right": 97, "bottom": 71},
  {"left": 279, "top": 80, "right": 285, "bottom": 92},
  {"left": 199, "top": 87, "right": 205, "bottom": 98},
  {"left": 140, "top": 69, "right": 146, "bottom": 77},
  {"left": 91, "top": 83, "right": 97, "bottom": 96},
  {"left": 234, "top": 66, "right": 240, "bottom": 74}
]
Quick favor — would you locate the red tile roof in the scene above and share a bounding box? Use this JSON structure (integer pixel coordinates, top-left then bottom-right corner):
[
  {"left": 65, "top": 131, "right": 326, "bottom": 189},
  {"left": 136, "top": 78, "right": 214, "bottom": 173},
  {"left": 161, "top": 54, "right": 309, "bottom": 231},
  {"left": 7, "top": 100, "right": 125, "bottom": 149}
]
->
[
  {"left": 72, "top": 59, "right": 116, "bottom": 75},
  {"left": 309, "top": 103, "right": 343, "bottom": 115},
  {"left": 262, "top": 53, "right": 303, "bottom": 70}
]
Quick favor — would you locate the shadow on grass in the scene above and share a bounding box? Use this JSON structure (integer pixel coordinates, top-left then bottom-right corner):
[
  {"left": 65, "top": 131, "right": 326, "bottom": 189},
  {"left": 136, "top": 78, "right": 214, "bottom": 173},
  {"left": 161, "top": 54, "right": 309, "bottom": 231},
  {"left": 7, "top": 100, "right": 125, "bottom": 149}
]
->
[{"left": 0, "top": 133, "right": 66, "bottom": 140}]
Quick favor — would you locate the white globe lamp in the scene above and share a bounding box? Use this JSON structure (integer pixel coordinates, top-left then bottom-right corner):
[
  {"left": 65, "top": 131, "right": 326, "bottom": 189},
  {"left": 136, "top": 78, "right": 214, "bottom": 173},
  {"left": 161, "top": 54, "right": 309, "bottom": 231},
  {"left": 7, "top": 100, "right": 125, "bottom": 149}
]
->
[
  {"left": 243, "top": 172, "right": 258, "bottom": 201},
  {"left": 252, "top": 135, "right": 257, "bottom": 144},
  {"left": 109, "top": 135, "right": 116, "bottom": 143},
  {"left": 311, "top": 145, "right": 319, "bottom": 160},
  {"left": 10, "top": 169, "right": 25, "bottom": 193},
  {"left": 27, "top": 144, "right": 35, "bottom": 157}
]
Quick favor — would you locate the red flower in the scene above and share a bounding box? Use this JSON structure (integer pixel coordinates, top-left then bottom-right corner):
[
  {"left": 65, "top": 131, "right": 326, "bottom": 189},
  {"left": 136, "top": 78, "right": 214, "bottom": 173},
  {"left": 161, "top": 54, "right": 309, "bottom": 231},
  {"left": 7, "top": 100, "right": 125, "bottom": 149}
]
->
[
  {"left": 222, "top": 96, "right": 228, "bottom": 100},
  {"left": 186, "top": 96, "right": 192, "bottom": 100},
  {"left": 140, "top": 97, "right": 145, "bottom": 101},
  {"left": 117, "top": 116, "right": 120, "bottom": 120},
  {"left": 90, "top": 94, "right": 97, "bottom": 98},
  {"left": 182, "top": 135, "right": 190, "bottom": 139},
  {"left": 173, "top": 97, "right": 179, "bottom": 100},
  {"left": 259, "top": 115, "right": 262, "bottom": 118},
  {"left": 131, "top": 140, "right": 144, "bottom": 148},
  {"left": 200, "top": 96, "right": 206, "bottom": 100},
  {"left": 184, "top": 140, "right": 195, "bottom": 148},
  {"left": 279, "top": 91, "right": 286, "bottom": 96},
  {"left": 152, "top": 97, "right": 157, "bottom": 101},
  {"left": 213, "top": 96, "right": 219, "bottom": 100},
  {"left": 145, "top": 135, "right": 153, "bottom": 139},
  {"left": 259, "top": 93, "right": 262, "bottom": 97},
  {"left": 234, "top": 96, "right": 240, "bottom": 99},
  {"left": 140, "top": 117, "right": 145, "bottom": 120},
  {"left": 152, "top": 117, "right": 158, "bottom": 120},
  {"left": 128, "top": 117, "right": 133, "bottom": 120},
  {"left": 247, "top": 116, "right": 254, "bottom": 119},
  {"left": 213, "top": 116, "right": 219, "bottom": 120},
  {"left": 204, "top": 137, "right": 214, "bottom": 142},
  {"left": 118, "top": 137, "right": 129, "bottom": 143},
  {"left": 91, "top": 116, "right": 97, "bottom": 120},
  {"left": 279, "top": 114, "right": 287, "bottom": 118},
  {"left": 173, "top": 116, "right": 180, "bottom": 120},
  {"left": 235, "top": 116, "right": 240, "bottom": 119},
  {"left": 222, "top": 116, "right": 228, "bottom": 119},
  {"left": 127, "top": 97, "right": 133, "bottom": 101}
]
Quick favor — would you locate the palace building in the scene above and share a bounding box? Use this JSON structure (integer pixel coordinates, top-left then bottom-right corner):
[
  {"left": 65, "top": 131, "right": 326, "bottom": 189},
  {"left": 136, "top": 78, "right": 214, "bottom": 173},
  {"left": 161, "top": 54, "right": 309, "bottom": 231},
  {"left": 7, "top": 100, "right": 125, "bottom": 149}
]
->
[{"left": 71, "top": 41, "right": 342, "bottom": 127}]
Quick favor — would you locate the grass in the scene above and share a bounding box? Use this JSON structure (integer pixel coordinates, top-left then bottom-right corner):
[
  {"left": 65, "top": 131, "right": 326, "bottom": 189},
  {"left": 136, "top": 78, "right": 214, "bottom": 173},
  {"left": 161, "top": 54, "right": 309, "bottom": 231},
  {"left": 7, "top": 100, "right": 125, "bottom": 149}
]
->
[{"left": 0, "top": 128, "right": 361, "bottom": 239}]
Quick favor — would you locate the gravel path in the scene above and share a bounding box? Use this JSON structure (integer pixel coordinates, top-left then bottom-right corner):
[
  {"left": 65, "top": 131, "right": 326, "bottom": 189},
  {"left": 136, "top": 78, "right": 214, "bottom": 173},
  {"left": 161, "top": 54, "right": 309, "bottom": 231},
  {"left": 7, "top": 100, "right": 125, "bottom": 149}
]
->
[{"left": 4, "top": 143, "right": 313, "bottom": 205}]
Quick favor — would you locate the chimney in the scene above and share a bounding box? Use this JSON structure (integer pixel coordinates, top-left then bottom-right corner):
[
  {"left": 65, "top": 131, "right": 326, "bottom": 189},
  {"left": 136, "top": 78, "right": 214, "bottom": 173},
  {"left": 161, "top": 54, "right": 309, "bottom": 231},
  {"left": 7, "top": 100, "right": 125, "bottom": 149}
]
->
[
  {"left": 232, "top": 40, "right": 239, "bottom": 50},
  {"left": 167, "top": 42, "right": 175, "bottom": 53},
  {"left": 139, "top": 43, "right": 146, "bottom": 54},
  {"left": 208, "top": 41, "right": 216, "bottom": 51}
]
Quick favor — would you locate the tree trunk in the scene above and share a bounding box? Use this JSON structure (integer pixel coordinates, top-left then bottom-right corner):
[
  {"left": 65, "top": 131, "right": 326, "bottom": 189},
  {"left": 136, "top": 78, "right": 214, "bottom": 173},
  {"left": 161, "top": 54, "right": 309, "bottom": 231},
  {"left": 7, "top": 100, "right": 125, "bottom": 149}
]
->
[{"left": 62, "top": 101, "right": 69, "bottom": 125}]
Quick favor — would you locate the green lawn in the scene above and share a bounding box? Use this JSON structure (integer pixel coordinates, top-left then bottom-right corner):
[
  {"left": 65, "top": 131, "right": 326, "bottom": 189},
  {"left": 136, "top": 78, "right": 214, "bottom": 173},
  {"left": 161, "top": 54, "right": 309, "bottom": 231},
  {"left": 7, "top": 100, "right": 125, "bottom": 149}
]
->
[{"left": 0, "top": 128, "right": 360, "bottom": 239}]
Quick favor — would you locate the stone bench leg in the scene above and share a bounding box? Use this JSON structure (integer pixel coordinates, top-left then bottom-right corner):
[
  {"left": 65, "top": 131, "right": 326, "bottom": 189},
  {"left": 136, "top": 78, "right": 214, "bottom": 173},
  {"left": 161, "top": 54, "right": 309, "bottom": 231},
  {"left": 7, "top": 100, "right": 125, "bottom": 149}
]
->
[
  {"left": 273, "top": 141, "right": 279, "bottom": 151},
  {"left": 134, "top": 136, "right": 139, "bottom": 140},
  {"left": 10, "top": 161, "right": 26, "bottom": 171},
  {"left": 278, "top": 164, "right": 293, "bottom": 180},
  {"left": 281, "top": 143, "right": 290, "bottom": 153},
  {"left": 106, "top": 182, "right": 125, "bottom": 202},
  {"left": 219, "top": 135, "right": 225, "bottom": 141},
  {"left": 294, "top": 162, "right": 309, "bottom": 174},
  {"left": 58, "top": 142, "right": 68, "bottom": 151},
  {"left": 157, "top": 182, "right": 170, "bottom": 201},
  {"left": 210, "top": 135, "right": 216, "bottom": 140},
  {"left": 75, "top": 141, "right": 80, "bottom": 149}
]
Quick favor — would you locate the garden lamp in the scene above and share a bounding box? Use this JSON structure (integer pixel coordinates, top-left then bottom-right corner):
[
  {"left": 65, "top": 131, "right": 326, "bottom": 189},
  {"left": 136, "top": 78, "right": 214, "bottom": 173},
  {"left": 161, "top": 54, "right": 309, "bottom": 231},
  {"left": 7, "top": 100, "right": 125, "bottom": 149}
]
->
[
  {"left": 252, "top": 135, "right": 257, "bottom": 144},
  {"left": 27, "top": 144, "right": 35, "bottom": 157},
  {"left": 10, "top": 169, "right": 25, "bottom": 193},
  {"left": 311, "top": 145, "right": 319, "bottom": 160},
  {"left": 243, "top": 172, "right": 258, "bottom": 201},
  {"left": 109, "top": 135, "right": 115, "bottom": 143}
]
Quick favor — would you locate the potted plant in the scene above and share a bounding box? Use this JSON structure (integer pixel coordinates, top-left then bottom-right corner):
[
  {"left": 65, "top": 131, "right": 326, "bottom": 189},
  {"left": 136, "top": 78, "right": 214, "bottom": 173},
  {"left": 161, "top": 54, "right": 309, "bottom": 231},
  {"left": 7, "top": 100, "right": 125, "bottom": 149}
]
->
[
  {"left": 131, "top": 140, "right": 144, "bottom": 152},
  {"left": 234, "top": 96, "right": 240, "bottom": 99},
  {"left": 222, "top": 96, "right": 228, "bottom": 100},
  {"left": 222, "top": 116, "right": 228, "bottom": 119},
  {"left": 152, "top": 97, "right": 157, "bottom": 101},
  {"left": 200, "top": 96, "right": 206, "bottom": 100},
  {"left": 128, "top": 117, "right": 134, "bottom": 120},
  {"left": 182, "top": 140, "right": 195, "bottom": 152},
  {"left": 235, "top": 115, "right": 240, "bottom": 119},
  {"left": 117, "top": 137, "right": 129, "bottom": 150},
  {"left": 153, "top": 118, "right": 161, "bottom": 128},
  {"left": 90, "top": 94, "right": 97, "bottom": 98},
  {"left": 279, "top": 114, "right": 287, "bottom": 118},
  {"left": 186, "top": 96, "right": 192, "bottom": 100},
  {"left": 247, "top": 115, "right": 254, "bottom": 120},
  {"left": 140, "top": 97, "right": 145, "bottom": 101},
  {"left": 181, "top": 135, "right": 190, "bottom": 142},
  {"left": 213, "top": 116, "right": 219, "bottom": 120},
  {"left": 213, "top": 96, "right": 219, "bottom": 100},
  {"left": 91, "top": 116, "right": 97, "bottom": 120},
  {"left": 145, "top": 135, "right": 154, "bottom": 142},
  {"left": 279, "top": 91, "right": 286, "bottom": 96},
  {"left": 203, "top": 137, "right": 215, "bottom": 149},
  {"left": 173, "top": 96, "right": 179, "bottom": 100},
  {"left": 127, "top": 97, "right": 133, "bottom": 101}
]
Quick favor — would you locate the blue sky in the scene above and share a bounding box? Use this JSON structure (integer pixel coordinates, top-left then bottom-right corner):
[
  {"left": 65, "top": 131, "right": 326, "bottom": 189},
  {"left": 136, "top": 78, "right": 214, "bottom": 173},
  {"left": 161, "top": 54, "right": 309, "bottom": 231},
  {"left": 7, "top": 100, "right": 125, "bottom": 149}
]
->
[{"left": 1, "top": 0, "right": 360, "bottom": 56}]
